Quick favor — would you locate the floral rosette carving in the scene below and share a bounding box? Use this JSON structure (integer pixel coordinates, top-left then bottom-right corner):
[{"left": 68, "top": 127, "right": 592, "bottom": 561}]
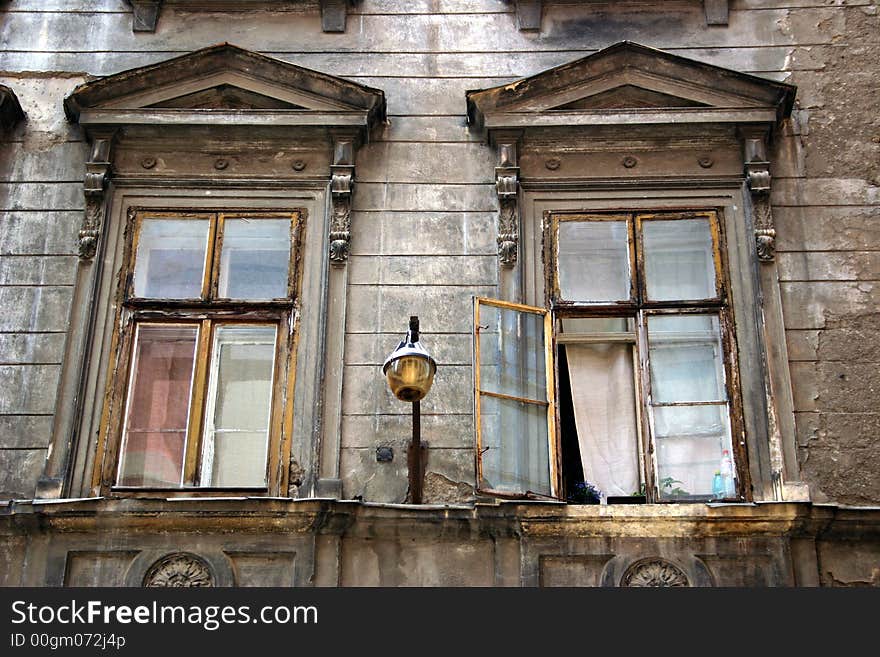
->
[
  {"left": 622, "top": 559, "right": 689, "bottom": 587},
  {"left": 143, "top": 553, "right": 214, "bottom": 588}
]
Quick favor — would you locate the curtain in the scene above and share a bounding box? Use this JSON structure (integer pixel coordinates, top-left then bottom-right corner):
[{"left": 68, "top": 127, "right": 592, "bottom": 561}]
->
[{"left": 566, "top": 343, "right": 640, "bottom": 497}]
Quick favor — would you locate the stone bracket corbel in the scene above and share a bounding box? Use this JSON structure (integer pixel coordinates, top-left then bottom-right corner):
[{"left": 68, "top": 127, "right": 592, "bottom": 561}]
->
[
  {"left": 329, "top": 134, "right": 356, "bottom": 266},
  {"left": 126, "top": 0, "right": 162, "bottom": 32},
  {"left": 321, "top": 0, "right": 354, "bottom": 32},
  {"left": 516, "top": 0, "right": 542, "bottom": 31},
  {"left": 80, "top": 136, "right": 115, "bottom": 261},
  {"left": 704, "top": 0, "right": 729, "bottom": 26},
  {"left": 494, "top": 133, "right": 521, "bottom": 267},
  {"left": 0, "top": 85, "right": 25, "bottom": 131},
  {"left": 741, "top": 128, "right": 775, "bottom": 262}
]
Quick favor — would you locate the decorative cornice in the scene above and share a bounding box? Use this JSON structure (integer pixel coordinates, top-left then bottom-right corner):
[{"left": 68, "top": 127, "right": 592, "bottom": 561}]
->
[
  {"left": 0, "top": 85, "right": 25, "bottom": 132},
  {"left": 79, "top": 136, "right": 115, "bottom": 260},
  {"left": 329, "top": 134, "right": 356, "bottom": 266},
  {"left": 5, "top": 499, "right": 879, "bottom": 541}
]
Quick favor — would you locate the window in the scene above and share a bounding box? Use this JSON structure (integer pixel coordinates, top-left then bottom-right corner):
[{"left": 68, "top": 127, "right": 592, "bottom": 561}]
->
[
  {"left": 474, "top": 298, "right": 556, "bottom": 498},
  {"left": 99, "top": 211, "right": 301, "bottom": 492},
  {"left": 475, "top": 210, "right": 748, "bottom": 503}
]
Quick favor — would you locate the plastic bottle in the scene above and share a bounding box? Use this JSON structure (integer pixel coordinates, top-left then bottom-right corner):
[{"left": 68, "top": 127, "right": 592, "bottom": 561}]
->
[
  {"left": 712, "top": 471, "right": 724, "bottom": 499},
  {"left": 720, "top": 449, "right": 735, "bottom": 498}
]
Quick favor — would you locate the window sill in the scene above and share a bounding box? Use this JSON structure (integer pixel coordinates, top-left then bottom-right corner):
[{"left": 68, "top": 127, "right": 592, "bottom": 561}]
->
[{"left": 108, "top": 487, "right": 270, "bottom": 499}]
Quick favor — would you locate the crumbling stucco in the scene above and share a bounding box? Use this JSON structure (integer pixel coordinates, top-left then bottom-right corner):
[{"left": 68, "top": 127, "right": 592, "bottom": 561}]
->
[{"left": 421, "top": 472, "right": 475, "bottom": 505}]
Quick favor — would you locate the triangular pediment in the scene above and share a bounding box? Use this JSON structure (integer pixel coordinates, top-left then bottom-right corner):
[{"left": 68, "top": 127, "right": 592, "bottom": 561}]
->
[
  {"left": 467, "top": 42, "right": 795, "bottom": 130},
  {"left": 145, "top": 84, "right": 307, "bottom": 111},
  {"left": 552, "top": 85, "right": 708, "bottom": 111},
  {"left": 64, "top": 43, "right": 386, "bottom": 132}
]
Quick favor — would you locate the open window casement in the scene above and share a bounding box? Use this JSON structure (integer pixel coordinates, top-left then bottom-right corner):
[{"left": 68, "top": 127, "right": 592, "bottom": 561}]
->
[
  {"left": 473, "top": 297, "right": 558, "bottom": 498},
  {"left": 475, "top": 210, "right": 747, "bottom": 504}
]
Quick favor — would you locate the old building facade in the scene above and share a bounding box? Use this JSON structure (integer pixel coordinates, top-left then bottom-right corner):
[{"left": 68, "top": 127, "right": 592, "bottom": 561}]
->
[{"left": 0, "top": 0, "right": 878, "bottom": 587}]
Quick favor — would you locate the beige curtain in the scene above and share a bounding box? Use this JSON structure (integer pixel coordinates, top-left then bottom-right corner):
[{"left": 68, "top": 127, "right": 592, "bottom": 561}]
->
[{"left": 566, "top": 343, "right": 640, "bottom": 497}]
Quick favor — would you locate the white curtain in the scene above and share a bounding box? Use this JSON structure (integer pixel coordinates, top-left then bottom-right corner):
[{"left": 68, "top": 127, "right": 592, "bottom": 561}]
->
[{"left": 566, "top": 343, "right": 640, "bottom": 497}]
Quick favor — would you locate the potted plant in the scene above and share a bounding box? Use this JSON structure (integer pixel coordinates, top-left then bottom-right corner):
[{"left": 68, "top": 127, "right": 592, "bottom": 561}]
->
[
  {"left": 607, "top": 477, "right": 690, "bottom": 503},
  {"left": 607, "top": 483, "right": 647, "bottom": 504},
  {"left": 567, "top": 481, "right": 602, "bottom": 504}
]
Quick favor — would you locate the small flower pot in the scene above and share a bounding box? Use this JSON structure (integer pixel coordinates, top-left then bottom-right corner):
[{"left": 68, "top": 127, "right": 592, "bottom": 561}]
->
[{"left": 606, "top": 495, "right": 647, "bottom": 504}]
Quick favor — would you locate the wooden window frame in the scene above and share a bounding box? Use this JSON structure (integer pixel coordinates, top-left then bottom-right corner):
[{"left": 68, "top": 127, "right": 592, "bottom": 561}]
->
[
  {"left": 473, "top": 297, "right": 557, "bottom": 499},
  {"left": 92, "top": 209, "right": 304, "bottom": 497},
  {"left": 546, "top": 209, "right": 750, "bottom": 503}
]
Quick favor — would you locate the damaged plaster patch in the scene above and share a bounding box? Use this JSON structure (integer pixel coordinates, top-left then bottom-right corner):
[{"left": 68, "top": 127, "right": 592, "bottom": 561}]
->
[
  {"left": 819, "top": 312, "right": 880, "bottom": 363},
  {"left": 421, "top": 472, "right": 474, "bottom": 505},
  {"left": 798, "top": 309, "right": 880, "bottom": 505},
  {"left": 1, "top": 76, "right": 87, "bottom": 148},
  {"left": 798, "top": 6, "right": 880, "bottom": 182},
  {"left": 776, "top": 10, "right": 793, "bottom": 39}
]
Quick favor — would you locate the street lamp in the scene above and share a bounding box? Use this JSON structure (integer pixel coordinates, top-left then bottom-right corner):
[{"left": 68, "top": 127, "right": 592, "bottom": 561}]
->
[{"left": 382, "top": 316, "right": 437, "bottom": 504}]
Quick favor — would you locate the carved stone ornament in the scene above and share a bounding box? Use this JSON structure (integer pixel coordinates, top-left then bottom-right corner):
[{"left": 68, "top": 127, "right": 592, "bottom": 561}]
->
[
  {"left": 329, "top": 167, "right": 353, "bottom": 265},
  {"left": 143, "top": 553, "right": 214, "bottom": 587},
  {"left": 329, "top": 135, "right": 356, "bottom": 265},
  {"left": 495, "top": 138, "right": 521, "bottom": 268},
  {"left": 497, "top": 172, "right": 519, "bottom": 267},
  {"left": 622, "top": 558, "right": 689, "bottom": 587},
  {"left": 743, "top": 130, "right": 776, "bottom": 262},
  {"left": 79, "top": 137, "right": 114, "bottom": 260},
  {"left": 329, "top": 173, "right": 352, "bottom": 264}
]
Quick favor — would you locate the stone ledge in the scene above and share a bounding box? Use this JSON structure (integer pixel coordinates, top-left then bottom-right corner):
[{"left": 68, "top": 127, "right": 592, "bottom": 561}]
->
[{"left": 2, "top": 497, "right": 878, "bottom": 541}]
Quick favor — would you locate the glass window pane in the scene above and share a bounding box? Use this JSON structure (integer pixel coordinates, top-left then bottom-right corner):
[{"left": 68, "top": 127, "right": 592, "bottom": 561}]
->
[
  {"left": 219, "top": 218, "right": 291, "bottom": 299},
  {"left": 652, "top": 404, "right": 734, "bottom": 499},
  {"left": 560, "top": 317, "right": 632, "bottom": 334},
  {"left": 134, "top": 218, "right": 210, "bottom": 298},
  {"left": 118, "top": 324, "right": 197, "bottom": 487},
  {"left": 564, "top": 343, "right": 640, "bottom": 497},
  {"left": 479, "top": 394, "right": 550, "bottom": 496},
  {"left": 648, "top": 314, "right": 726, "bottom": 403},
  {"left": 557, "top": 220, "right": 631, "bottom": 302},
  {"left": 478, "top": 304, "right": 546, "bottom": 402},
  {"left": 642, "top": 218, "right": 717, "bottom": 301},
  {"left": 201, "top": 325, "right": 276, "bottom": 487}
]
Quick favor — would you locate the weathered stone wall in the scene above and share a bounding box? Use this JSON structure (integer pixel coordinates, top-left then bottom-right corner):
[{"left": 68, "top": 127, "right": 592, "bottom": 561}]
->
[
  {"left": 775, "top": 3, "right": 880, "bottom": 505},
  {"left": 2, "top": 499, "right": 875, "bottom": 587},
  {"left": 0, "top": 0, "right": 878, "bottom": 506}
]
